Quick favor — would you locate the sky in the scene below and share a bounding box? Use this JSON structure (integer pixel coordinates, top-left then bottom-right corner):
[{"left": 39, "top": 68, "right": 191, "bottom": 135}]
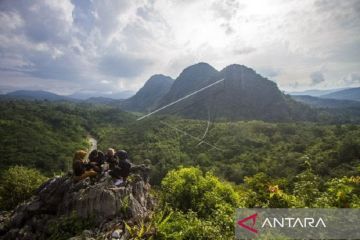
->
[{"left": 0, "top": 0, "right": 359, "bottom": 95}]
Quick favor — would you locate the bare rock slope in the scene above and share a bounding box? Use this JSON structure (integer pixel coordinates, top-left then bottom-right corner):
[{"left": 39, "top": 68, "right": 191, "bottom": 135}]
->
[{"left": 0, "top": 174, "right": 154, "bottom": 239}]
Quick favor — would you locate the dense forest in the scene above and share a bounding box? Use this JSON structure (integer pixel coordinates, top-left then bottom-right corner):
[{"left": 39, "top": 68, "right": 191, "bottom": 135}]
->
[
  {"left": 0, "top": 100, "right": 359, "bottom": 239},
  {"left": 0, "top": 100, "right": 133, "bottom": 174},
  {"left": 97, "top": 116, "right": 360, "bottom": 184}
]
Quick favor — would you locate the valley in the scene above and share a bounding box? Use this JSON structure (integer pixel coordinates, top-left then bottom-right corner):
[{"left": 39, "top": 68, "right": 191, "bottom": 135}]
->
[{"left": 0, "top": 63, "right": 359, "bottom": 239}]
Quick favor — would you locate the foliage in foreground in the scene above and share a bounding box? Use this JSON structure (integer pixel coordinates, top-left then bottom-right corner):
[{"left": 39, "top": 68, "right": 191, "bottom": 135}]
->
[
  {"left": 0, "top": 166, "right": 48, "bottom": 210},
  {"left": 152, "top": 167, "right": 240, "bottom": 239},
  {"left": 47, "top": 212, "right": 95, "bottom": 240},
  {"left": 150, "top": 167, "right": 360, "bottom": 240}
]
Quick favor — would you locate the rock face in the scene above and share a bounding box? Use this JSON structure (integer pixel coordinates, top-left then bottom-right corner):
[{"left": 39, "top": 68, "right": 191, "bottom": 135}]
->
[{"left": 0, "top": 174, "right": 154, "bottom": 239}]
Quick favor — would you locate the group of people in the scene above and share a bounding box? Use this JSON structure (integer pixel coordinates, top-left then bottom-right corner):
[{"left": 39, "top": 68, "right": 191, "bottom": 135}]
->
[{"left": 72, "top": 148, "right": 133, "bottom": 186}]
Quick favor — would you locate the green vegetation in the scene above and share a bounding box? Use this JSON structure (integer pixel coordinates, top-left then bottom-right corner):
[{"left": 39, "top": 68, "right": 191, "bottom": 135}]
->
[
  {"left": 153, "top": 167, "right": 239, "bottom": 240},
  {"left": 0, "top": 166, "right": 48, "bottom": 210},
  {"left": 0, "top": 100, "right": 133, "bottom": 174},
  {"left": 150, "top": 167, "right": 359, "bottom": 239},
  {"left": 97, "top": 116, "right": 360, "bottom": 185},
  {"left": 0, "top": 100, "right": 359, "bottom": 239},
  {"left": 161, "top": 167, "right": 239, "bottom": 218},
  {"left": 47, "top": 212, "right": 95, "bottom": 240}
]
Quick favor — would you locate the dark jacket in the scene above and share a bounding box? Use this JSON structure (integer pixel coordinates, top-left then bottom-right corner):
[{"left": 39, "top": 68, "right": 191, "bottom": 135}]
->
[
  {"left": 73, "top": 160, "right": 85, "bottom": 176},
  {"left": 109, "top": 159, "right": 132, "bottom": 179},
  {"left": 89, "top": 151, "right": 105, "bottom": 173},
  {"left": 106, "top": 155, "right": 118, "bottom": 170}
]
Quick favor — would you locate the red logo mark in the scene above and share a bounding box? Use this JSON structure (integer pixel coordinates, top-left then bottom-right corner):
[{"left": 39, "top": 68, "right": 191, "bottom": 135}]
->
[{"left": 237, "top": 213, "right": 258, "bottom": 234}]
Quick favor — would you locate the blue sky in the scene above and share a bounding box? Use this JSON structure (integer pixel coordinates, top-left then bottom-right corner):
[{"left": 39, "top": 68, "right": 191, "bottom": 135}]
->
[{"left": 0, "top": 0, "right": 359, "bottom": 94}]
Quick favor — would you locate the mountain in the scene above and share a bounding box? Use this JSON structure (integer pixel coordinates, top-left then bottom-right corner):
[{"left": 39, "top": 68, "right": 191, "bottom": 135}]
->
[
  {"left": 289, "top": 88, "right": 347, "bottom": 97},
  {"left": 84, "top": 96, "right": 120, "bottom": 104},
  {"left": 320, "top": 87, "right": 360, "bottom": 101},
  {"left": 68, "top": 90, "right": 134, "bottom": 100},
  {"left": 153, "top": 63, "right": 316, "bottom": 121},
  {"left": 292, "top": 95, "right": 360, "bottom": 108},
  {"left": 4, "top": 90, "right": 71, "bottom": 101},
  {"left": 121, "top": 74, "right": 173, "bottom": 112},
  {"left": 1, "top": 90, "right": 135, "bottom": 103},
  {"left": 158, "top": 63, "right": 218, "bottom": 106}
]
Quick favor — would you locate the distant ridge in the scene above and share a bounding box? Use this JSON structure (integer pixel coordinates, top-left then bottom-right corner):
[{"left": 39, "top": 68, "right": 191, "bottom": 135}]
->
[
  {"left": 1, "top": 90, "right": 133, "bottom": 103},
  {"left": 291, "top": 95, "right": 360, "bottom": 108},
  {"left": 320, "top": 87, "right": 360, "bottom": 101},
  {"left": 68, "top": 90, "right": 134, "bottom": 100},
  {"left": 289, "top": 88, "right": 348, "bottom": 97},
  {"left": 4, "top": 90, "right": 72, "bottom": 101}
]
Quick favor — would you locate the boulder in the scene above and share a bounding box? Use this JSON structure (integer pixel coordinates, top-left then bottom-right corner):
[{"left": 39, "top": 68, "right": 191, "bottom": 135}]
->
[{"left": 0, "top": 173, "right": 154, "bottom": 239}]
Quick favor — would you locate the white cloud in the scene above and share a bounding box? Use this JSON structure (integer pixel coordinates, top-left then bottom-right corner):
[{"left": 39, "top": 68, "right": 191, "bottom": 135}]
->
[
  {"left": 343, "top": 72, "right": 360, "bottom": 85},
  {"left": 0, "top": 0, "right": 359, "bottom": 94}
]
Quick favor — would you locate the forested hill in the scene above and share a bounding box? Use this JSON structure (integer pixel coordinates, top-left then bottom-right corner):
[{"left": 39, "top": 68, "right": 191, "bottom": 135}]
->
[
  {"left": 0, "top": 100, "right": 133, "bottom": 173},
  {"left": 120, "top": 74, "right": 174, "bottom": 112},
  {"left": 121, "top": 63, "right": 317, "bottom": 122},
  {"left": 159, "top": 64, "right": 317, "bottom": 121}
]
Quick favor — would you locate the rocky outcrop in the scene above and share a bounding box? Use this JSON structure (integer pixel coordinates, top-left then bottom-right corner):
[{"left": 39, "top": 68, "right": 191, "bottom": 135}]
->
[{"left": 0, "top": 174, "right": 154, "bottom": 239}]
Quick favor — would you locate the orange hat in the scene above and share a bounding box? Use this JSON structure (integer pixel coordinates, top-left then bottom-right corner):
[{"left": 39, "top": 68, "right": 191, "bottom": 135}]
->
[{"left": 73, "top": 150, "right": 87, "bottom": 162}]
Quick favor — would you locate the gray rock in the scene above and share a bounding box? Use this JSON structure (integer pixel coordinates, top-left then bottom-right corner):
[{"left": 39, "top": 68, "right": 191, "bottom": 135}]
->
[
  {"left": 111, "top": 229, "right": 123, "bottom": 238},
  {"left": 1, "top": 174, "right": 154, "bottom": 239},
  {"left": 58, "top": 175, "right": 152, "bottom": 223}
]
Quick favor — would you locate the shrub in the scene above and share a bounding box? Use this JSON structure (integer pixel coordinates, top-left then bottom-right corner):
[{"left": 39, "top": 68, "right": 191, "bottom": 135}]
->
[
  {"left": 158, "top": 167, "right": 240, "bottom": 239},
  {"left": 0, "top": 166, "right": 48, "bottom": 210},
  {"left": 47, "top": 212, "right": 95, "bottom": 240},
  {"left": 153, "top": 209, "right": 223, "bottom": 240},
  {"left": 160, "top": 167, "right": 239, "bottom": 218}
]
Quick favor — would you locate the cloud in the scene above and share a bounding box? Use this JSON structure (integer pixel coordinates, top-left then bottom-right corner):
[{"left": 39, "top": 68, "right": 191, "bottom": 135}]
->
[
  {"left": 314, "top": 0, "right": 360, "bottom": 29},
  {"left": 0, "top": 0, "right": 359, "bottom": 93},
  {"left": 98, "top": 53, "right": 152, "bottom": 78},
  {"left": 310, "top": 71, "right": 325, "bottom": 85},
  {"left": 0, "top": 0, "right": 74, "bottom": 44},
  {"left": 211, "top": 0, "right": 243, "bottom": 21},
  {"left": 258, "top": 68, "right": 281, "bottom": 79},
  {"left": 234, "top": 47, "right": 256, "bottom": 55},
  {"left": 343, "top": 73, "right": 360, "bottom": 85}
]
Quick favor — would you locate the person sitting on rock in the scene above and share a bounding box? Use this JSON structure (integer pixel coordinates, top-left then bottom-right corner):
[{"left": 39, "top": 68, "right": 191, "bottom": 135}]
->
[
  {"left": 109, "top": 150, "right": 132, "bottom": 186},
  {"left": 105, "top": 148, "right": 117, "bottom": 171},
  {"left": 88, "top": 150, "right": 105, "bottom": 173},
  {"left": 72, "top": 150, "right": 98, "bottom": 182}
]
